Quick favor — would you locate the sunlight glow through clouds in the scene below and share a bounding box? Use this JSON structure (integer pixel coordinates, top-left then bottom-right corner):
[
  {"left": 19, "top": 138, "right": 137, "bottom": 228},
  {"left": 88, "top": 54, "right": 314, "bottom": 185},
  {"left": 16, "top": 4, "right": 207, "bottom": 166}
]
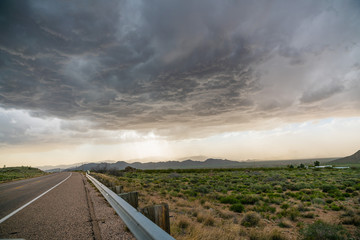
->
[
  {"left": 0, "top": 117, "right": 360, "bottom": 166},
  {"left": 196, "top": 117, "right": 360, "bottom": 160},
  {"left": 0, "top": 106, "right": 359, "bottom": 167}
]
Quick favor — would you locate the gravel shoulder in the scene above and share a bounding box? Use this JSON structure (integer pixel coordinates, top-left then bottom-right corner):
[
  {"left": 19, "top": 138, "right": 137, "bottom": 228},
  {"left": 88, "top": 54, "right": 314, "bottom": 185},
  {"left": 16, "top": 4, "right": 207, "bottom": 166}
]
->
[{"left": 84, "top": 174, "right": 135, "bottom": 240}]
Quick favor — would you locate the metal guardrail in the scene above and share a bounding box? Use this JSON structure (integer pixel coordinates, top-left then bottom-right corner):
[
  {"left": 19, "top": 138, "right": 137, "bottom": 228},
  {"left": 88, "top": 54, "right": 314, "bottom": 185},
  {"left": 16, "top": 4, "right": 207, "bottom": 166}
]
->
[{"left": 86, "top": 173, "right": 175, "bottom": 240}]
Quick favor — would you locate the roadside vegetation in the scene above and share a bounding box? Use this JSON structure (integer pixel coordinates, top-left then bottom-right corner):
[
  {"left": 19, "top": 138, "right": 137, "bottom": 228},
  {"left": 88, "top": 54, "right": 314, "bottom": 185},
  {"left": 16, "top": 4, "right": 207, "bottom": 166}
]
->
[
  {"left": 92, "top": 166, "right": 360, "bottom": 239},
  {"left": 0, "top": 166, "right": 47, "bottom": 183}
]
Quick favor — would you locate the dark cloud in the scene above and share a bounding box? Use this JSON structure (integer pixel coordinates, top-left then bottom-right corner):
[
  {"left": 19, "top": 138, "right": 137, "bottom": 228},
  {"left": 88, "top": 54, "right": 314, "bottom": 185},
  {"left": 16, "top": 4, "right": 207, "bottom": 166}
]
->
[
  {"left": 0, "top": 0, "right": 359, "bottom": 138},
  {"left": 300, "top": 81, "right": 345, "bottom": 104}
]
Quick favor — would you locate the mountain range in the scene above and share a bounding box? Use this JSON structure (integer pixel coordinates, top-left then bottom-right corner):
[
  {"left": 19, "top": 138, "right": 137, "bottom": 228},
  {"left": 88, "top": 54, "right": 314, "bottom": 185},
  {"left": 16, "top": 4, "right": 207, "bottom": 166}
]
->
[
  {"left": 43, "top": 149, "right": 360, "bottom": 172},
  {"left": 64, "top": 157, "right": 335, "bottom": 172}
]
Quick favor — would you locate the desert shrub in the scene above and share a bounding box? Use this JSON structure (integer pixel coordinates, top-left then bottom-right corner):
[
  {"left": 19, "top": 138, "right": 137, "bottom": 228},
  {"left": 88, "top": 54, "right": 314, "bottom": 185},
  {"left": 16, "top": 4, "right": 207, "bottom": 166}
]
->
[
  {"left": 268, "top": 196, "right": 284, "bottom": 204},
  {"left": 184, "top": 190, "right": 197, "bottom": 197},
  {"left": 301, "top": 189, "right": 313, "bottom": 194},
  {"left": 330, "top": 204, "right": 341, "bottom": 211},
  {"left": 312, "top": 198, "right": 325, "bottom": 205},
  {"left": 241, "top": 212, "right": 261, "bottom": 227},
  {"left": 300, "top": 220, "right": 348, "bottom": 240},
  {"left": 178, "top": 219, "right": 190, "bottom": 229},
  {"left": 345, "top": 187, "right": 354, "bottom": 193},
  {"left": 278, "top": 219, "right": 292, "bottom": 228},
  {"left": 343, "top": 193, "right": 350, "bottom": 199},
  {"left": 288, "top": 208, "right": 300, "bottom": 221},
  {"left": 220, "top": 196, "right": 239, "bottom": 204},
  {"left": 230, "top": 203, "right": 245, "bottom": 213},
  {"left": 321, "top": 184, "right": 337, "bottom": 193},
  {"left": 268, "top": 229, "right": 287, "bottom": 240},
  {"left": 238, "top": 194, "right": 259, "bottom": 204},
  {"left": 204, "top": 215, "right": 215, "bottom": 226},
  {"left": 196, "top": 185, "right": 210, "bottom": 194},
  {"left": 253, "top": 203, "right": 276, "bottom": 213},
  {"left": 249, "top": 229, "right": 287, "bottom": 240},
  {"left": 249, "top": 230, "right": 267, "bottom": 240},
  {"left": 342, "top": 215, "right": 360, "bottom": 226},
  {"left": 252, "top": 184, "right": 272, "bottom": 193},
  {"left": 293, "top": 182, "right": 309, "bottom": 191},
  {"left": 280, "top": 203, "right": 290, "bottom": 209},
  {"left": 302, "top": 212, "right": 315, "bottom": 218},
  {"left": 215, "top": 209, "right": 234, "bottom": 219},
  {"left": 300, "top": 194, "right": 311, "bottom": 202},
  {"left": 325, "top": 199, "right": 333, "bottom": 204}
]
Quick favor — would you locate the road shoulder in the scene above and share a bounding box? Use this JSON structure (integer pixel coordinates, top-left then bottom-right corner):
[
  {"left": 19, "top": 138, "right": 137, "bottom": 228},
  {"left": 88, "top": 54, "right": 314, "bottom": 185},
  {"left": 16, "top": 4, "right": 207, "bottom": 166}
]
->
[{"left": 84, "top": 174, "right": 135, "bottom": 240}]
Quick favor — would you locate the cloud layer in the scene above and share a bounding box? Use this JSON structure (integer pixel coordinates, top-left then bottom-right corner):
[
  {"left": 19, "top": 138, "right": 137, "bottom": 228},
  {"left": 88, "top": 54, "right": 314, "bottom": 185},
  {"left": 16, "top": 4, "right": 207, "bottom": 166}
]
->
[{"left": 1, "top": 0, "right": 360, "bottom": 143}]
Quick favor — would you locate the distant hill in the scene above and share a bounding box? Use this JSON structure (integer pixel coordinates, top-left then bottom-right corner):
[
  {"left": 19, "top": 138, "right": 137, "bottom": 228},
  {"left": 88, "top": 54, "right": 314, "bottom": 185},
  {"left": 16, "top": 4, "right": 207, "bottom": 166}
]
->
[
  {"left": 67, "top": 157, "right": 335, "bottom": 171},
  {"left": 38, "top": 160, "right": 116, "bottom": 171},
  {"left": 330, "top": 150, "right": 360, "bottom": 164}
]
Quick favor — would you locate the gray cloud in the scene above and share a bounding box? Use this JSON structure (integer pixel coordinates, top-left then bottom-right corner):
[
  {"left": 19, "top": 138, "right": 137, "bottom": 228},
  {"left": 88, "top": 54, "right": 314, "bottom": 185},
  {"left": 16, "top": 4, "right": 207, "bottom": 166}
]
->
[
  {"left": 300, "top": 81, "right": 345, "bottom": 104},
  {"left": 0, "top": 0, "right": 359, "bottom": 141}
]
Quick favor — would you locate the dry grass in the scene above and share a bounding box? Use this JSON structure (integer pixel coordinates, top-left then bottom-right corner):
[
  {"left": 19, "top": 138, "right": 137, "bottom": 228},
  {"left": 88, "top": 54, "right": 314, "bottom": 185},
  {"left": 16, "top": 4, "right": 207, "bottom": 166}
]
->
[{"left": 95, "top": 170, "right": 360, "bottom": 240}]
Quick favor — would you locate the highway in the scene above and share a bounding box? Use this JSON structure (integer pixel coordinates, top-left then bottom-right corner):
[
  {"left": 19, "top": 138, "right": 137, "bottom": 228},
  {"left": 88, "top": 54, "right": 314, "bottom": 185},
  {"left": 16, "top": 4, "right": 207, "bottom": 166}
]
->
[
  {"left": 0, "top": 172, "right": 71, "bottom": 221},
  {"left": 0, "top": 172, "right": 95, "bottom": 239},
  {"left": 0, "top": 172, "right": 134, "bottom": 239}
]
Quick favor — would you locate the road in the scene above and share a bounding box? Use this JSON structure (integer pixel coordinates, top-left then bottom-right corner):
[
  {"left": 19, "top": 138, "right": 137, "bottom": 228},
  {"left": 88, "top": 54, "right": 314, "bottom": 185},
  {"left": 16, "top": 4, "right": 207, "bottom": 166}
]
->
[
  {"left": 0, "top": 172, "right": 70, "bottom": 221},
  {"left": 0, "top": 172, "right": 95, "bottom": 239}
]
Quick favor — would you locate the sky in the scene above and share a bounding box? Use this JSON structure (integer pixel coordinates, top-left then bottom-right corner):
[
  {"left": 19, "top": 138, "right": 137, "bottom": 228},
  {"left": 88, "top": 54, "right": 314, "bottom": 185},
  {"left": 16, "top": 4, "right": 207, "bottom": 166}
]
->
[{"left": 0, "top": 0, "right": 360, "bottom": 167}]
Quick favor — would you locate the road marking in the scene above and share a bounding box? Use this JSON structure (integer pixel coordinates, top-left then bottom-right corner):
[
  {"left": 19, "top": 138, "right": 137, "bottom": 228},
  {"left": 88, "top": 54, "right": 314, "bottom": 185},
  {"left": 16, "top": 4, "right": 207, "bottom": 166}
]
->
[
  {"left": 15, "top": 186, "right": 24, "bottom": 189},
  {"left": 0, "top": 173, "right": 72, "bottom": 224}
]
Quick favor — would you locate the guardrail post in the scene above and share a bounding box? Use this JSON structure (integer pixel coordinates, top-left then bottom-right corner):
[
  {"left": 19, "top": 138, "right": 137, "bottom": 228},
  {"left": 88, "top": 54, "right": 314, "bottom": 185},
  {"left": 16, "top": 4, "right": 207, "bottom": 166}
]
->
[
  {"left": 109, "top": 185, "right": 123, "bottom": 193},
  {"left": 110, "top": 185, "right": 123, "bottom": 194},
  {"left": 140, "top": 203, "right": 170, "bottom": 234},
  {"left": 118, "top": 192, "right": 138, "bottom": 209}
]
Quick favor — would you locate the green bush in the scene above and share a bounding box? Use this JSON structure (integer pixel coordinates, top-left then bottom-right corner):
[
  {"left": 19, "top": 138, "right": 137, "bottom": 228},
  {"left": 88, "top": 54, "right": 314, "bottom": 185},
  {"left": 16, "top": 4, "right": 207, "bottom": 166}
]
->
[
  {"left": 321, "top": 184, "right": 337, "bottom": 193},
  {"left": 288, "top": 208, "right": 300, "bottom": 221},
  {"left": 253, "top": 203, "right": 276, "bottom": 213},
  {"left": 302, "top": 212, "right": 315, "bottom": 218},
  {"left": 268, "top": 229, "right": 287, "bottom": 240},
  {"left": 280, "top": 203, "right": 290, "bottom": 209},
  {"left": 238, "top": 194, "right": 259, "bottom": 204},
  {"left": 330, "top": 204, "right": 341, "bottom": 211},
  {"left": 241, "top": 212, "right": 261, "bottom": 227},
  {"left": 230, "top": 203, "right": 245, "bottom": 213},
  {"left": 220, "top": 196, "right": 239, "bottom": 204},
  {"left": 312, "top": 198, "right": 325, "bottom": 205},
  {"left": 278, "top": 219, "right": 292, "bottom": 228},
  {"left": 300, "top": 220, "right": 348, "bottom": 240}
]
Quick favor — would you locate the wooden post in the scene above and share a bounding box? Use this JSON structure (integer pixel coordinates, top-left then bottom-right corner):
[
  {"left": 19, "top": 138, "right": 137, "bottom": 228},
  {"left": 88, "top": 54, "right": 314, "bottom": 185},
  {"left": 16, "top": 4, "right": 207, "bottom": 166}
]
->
[
  {"left": 140, "top": 203, "right": 170, "bottom": 234},
  {"left": 114, "top": 185, "right": 123, "bottom": 194},
  {"left": 118, "top": 192, "right": 138, "bottom": 209},
  {"left": 110, "top": 185, "right": 123, "bottom": 194}
]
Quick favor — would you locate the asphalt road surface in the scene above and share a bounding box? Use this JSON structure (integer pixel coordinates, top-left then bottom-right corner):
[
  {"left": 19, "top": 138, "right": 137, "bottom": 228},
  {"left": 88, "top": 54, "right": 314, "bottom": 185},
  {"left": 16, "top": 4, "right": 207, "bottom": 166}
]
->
[
  {"left": 0, "top": 172, "right": 95, "bottom": 239},
  {"left": 0, "top": 173, "right": 70, "bottom": 221}
]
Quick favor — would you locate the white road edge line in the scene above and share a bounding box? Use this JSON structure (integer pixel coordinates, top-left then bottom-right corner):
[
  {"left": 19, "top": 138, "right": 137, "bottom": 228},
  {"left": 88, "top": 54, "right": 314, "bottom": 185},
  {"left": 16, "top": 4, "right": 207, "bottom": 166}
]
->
[{"left": 0, "top": 172, "right": 72, "bottom": 224}]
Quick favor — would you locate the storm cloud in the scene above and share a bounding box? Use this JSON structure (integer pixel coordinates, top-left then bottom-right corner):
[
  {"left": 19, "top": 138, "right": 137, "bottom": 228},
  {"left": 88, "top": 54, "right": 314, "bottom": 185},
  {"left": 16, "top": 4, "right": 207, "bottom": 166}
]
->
[{"left": 1, "top": 0, "right": 360, "bottom": 142}]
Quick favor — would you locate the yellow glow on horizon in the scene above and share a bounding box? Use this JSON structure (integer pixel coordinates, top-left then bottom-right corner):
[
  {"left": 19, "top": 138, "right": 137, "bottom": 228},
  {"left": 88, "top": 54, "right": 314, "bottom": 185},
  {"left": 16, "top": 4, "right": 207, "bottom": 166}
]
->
[{"left": 0, "top": 117, "right": 359, "bottom": 168}]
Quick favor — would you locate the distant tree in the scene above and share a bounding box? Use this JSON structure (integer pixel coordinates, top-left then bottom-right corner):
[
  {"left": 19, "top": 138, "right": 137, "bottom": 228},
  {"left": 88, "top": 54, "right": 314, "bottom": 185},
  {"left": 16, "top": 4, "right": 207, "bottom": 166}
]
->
[
  {"left": 314, "top": 161, "right": 320, "bottom": 166},
  {"left": 288, "top": 164, "right": 294, "bottom": 169},
  {"left": 298, "top": 163, "right": 305, "bottom": 169},
  {"left": 124, "top": 166, "right": 137, "bottom": 172}
]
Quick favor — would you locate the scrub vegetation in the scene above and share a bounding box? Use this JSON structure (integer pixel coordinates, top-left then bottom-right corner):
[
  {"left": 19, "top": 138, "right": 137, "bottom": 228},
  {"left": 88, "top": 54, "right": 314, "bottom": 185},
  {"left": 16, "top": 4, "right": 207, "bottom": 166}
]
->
[
  {"left": 0, "top": 166, "right": 47, "bottom": 183},
  {"left": 93, "top": 166, "right": 360, "bottom": 240}
]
